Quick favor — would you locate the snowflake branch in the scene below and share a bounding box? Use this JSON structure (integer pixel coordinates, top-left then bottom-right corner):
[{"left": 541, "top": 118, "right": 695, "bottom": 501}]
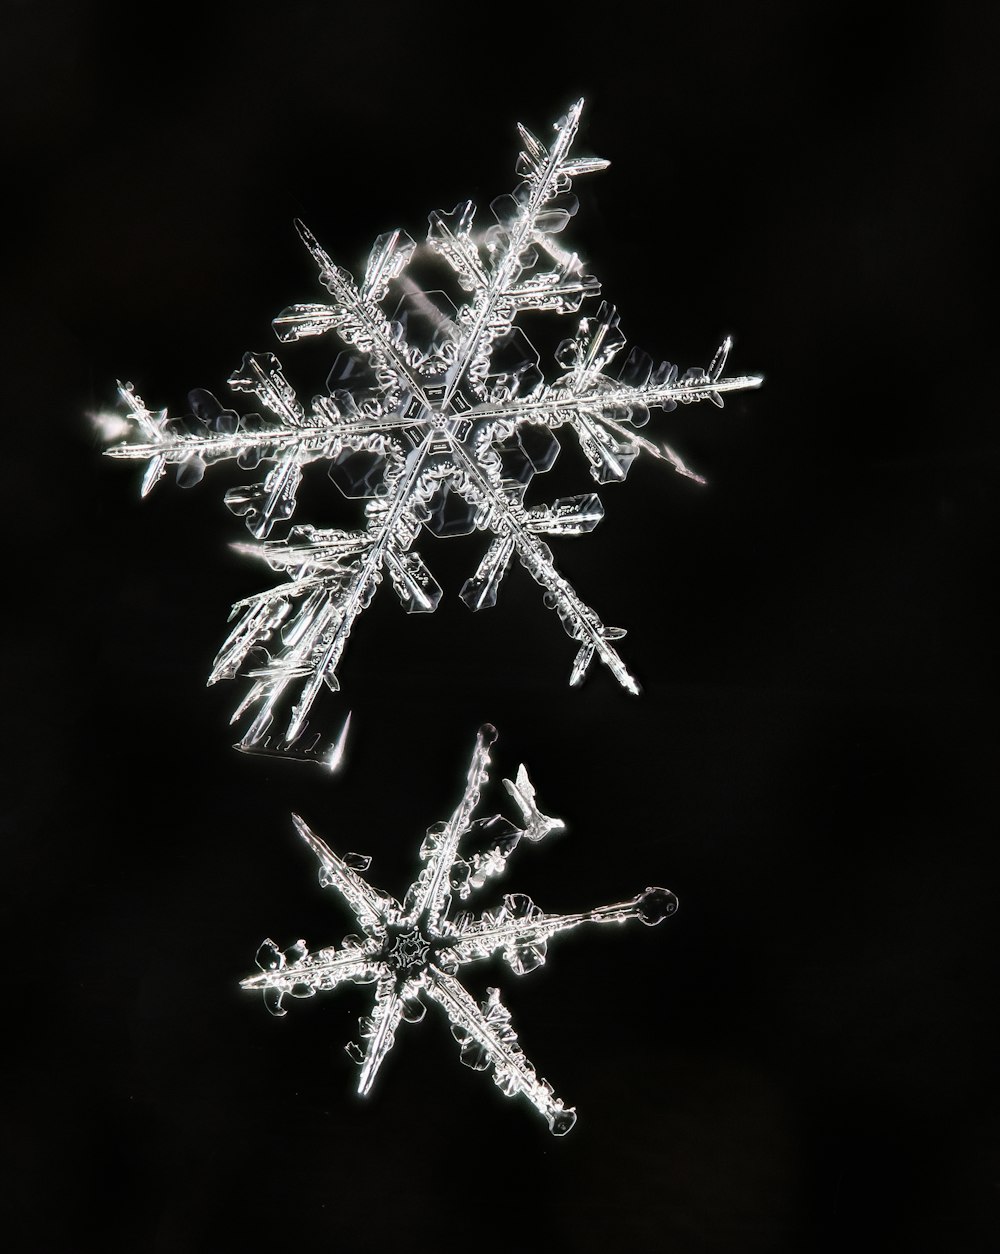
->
[
  {"left": 292, "top": 813, "right": 398, "bottom": 934},
  {"left": 404, "top": 724, "right": 498, "bottom": 928},
  {"left": 447, "top": 434, "right": 640, "bottom": 692},
  {"left": 275, "top": 220, "right": 434, "bottom": 408},
  {"left": 240, "top": 944, "right": 383, "bottom": 1001},
  {"left": 219, "top": 436, "right": 437, "bottom": 746},
  {"left": 441, "top": 100, "right": 603, "bottom": 407},
  {"left": 465, "top": 368, "right": 765, "bottom": 425},
  {"left": 427, "top": 974, "right": 576, "bottom": 1135},
  {"left": 447, "top": 888, "right": 678, "bottom": 969},
  {"left": 354, "top": 975, "right": 410, "bottom": 1096}
]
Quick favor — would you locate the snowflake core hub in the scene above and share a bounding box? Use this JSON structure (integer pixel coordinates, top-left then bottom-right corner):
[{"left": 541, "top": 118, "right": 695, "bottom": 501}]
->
[
  {"left": 241, "top": 725, "right": 677, "bottom": 1133},
  {"left": 106, "top": 101, "right": 761, "bottom": 751}
]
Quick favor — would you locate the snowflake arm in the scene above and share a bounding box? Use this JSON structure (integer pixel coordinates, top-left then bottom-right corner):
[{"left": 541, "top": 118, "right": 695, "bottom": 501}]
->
[
  {"left": 462, "top": 312, "right": 762, "bottom": 486},
  {"left": 292, "top": 811, "right": 399, "bottom": 934},
  {"left": 218, "top": 438, "right": 436, "bottom": 746},
  {"left": 241, "top": 938, "right": 385, "bottom": 1018},
  {"left": 443, "top": 432, "right": 640, "bottom": 691},
  {"left": 401, "top": 723, "right": 498, "bottom": 929},
  {"left": 273, "top": 220, "right": 434, "bottom": 409},
  {"left": 436, "top": 99, "right": 605, "bottom": 409},
  {"left": 446, "top": 886, "right": 678, "bottom": 971},
  {"left": 352, "top": 973, "right": 412, "bottom": 1096},
  {"left": 425, "top": 974, "right": 576, "bottom": 1135}
]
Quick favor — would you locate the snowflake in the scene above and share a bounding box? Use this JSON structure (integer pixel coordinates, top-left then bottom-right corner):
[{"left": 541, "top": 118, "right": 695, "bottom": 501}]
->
[
  {"left": 241, "top": 724, "right": 678, "bottom": 1134},
  {"left": 105, "top": 101, "right": 761, "bottom": 752}
]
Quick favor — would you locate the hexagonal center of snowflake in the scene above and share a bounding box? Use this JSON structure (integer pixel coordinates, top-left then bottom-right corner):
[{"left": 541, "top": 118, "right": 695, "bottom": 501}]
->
[{"left": 383, "top": 926, "right": 431, "bottom": 974}]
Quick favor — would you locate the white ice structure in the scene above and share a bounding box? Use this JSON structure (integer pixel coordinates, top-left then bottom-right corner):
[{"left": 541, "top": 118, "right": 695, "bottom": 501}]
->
[
  {"left": 107, "top": 101, "right": 761, "bottom": 751},
  {"left": 241, "top": 725, "right": 678, "bottom": 1133}
]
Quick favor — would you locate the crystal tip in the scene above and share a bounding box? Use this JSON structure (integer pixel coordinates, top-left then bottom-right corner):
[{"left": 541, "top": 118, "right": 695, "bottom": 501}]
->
[
  {"left": 636, "top": 887, "right": 678, "bottom": 926},
  {"left": 549, "top": 1107, "right": 578, "bottom": 1136}
]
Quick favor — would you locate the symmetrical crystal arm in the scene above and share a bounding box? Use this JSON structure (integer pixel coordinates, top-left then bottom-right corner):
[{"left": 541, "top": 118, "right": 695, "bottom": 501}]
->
[
  {"left": 465, "top": 368, "right": 765, "bottom": 426},
  {"left": 447, "top": 433, "right": 639, "bottom": 692},
  {"left": 354, "top": 975, "right": 410, "bottom": 1096},
  {"left": 448, "top": 887, "right": 678, "bottom": 967},
  {"left": 274, "top": 220, "right": 432, "bottom": 407},
  {"left": 103, "top": 421, "right": 290, "bottom": 465},
  {"left": 426, "top": 971, "right": 576, "bottom": 1135},
  {"left": 441, "top": 100, "right": 605, "bottom": 407},
  {"left": 231, "top": 525, "right": 372, "bottom": 573},
  {"left": 216, "top": 434, "right": 436, "bottom": 747},
  {"left": 240, "top": 944, "right": 382, "bottom": 999},
  {"left": 292, "top": 813, "right": 397, "bottom": 933},
  {"left": 272, "top": 442, "right": 432, "bottom": 745},
  {"left": 404, "top": 724, "right": 498, "bottom": 926},
  {"left": 105, "top": 413, "right": 436, "bottom": 469}
]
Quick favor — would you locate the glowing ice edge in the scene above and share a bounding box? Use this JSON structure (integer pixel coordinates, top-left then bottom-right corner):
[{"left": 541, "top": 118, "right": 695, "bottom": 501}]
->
[
  {"left": 106, "top": 101, "right": 762, "bottom": 751},
  {"left": 241, "top": 725, "right": 678, "bottom": 1134}
]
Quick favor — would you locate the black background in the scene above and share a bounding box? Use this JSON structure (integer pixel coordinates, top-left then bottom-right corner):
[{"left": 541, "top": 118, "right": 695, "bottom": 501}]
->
[{"left": 5, "top": 2, "right": 999, "bottom": 1250}]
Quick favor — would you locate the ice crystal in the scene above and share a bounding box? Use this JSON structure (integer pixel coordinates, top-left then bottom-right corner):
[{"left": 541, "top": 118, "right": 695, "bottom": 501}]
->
[
  {"left": 106, "top": 101, "right": 761, "bottom": 751},
  {"left": 241, "top": 724, "right": 677, "bottom": 1133}
]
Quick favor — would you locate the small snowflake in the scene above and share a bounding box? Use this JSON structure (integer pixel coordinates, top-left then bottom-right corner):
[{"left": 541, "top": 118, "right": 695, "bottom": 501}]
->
[
  {"left": 241, "top": 725, "right": 678, "bottom": 1133},
  {"left": 106, "top": 101, "right": 761, "bottom": 750}
]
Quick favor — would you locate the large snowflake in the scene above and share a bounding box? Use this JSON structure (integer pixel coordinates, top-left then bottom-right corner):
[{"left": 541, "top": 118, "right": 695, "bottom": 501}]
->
[
  {"left": 106, "top": 101, "right": 761, "bottom": 752},
  {"left": 241, "top": 725, "right": 678, "bottom": 1133}
]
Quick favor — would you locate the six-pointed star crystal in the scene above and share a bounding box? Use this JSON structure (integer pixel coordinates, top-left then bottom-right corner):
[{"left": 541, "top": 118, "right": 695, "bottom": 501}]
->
[
  {"left": 241, "top": 725, "right": 678, "bottom": 1133},
  {"left": 105, "top": 99, "right": 761, "bottom": 752}
]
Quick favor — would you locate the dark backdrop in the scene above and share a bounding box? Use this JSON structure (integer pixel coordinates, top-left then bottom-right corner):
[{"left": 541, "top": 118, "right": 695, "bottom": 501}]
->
[{"left": 5, "top": 3, "right": 998, "bottom": 1251}]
